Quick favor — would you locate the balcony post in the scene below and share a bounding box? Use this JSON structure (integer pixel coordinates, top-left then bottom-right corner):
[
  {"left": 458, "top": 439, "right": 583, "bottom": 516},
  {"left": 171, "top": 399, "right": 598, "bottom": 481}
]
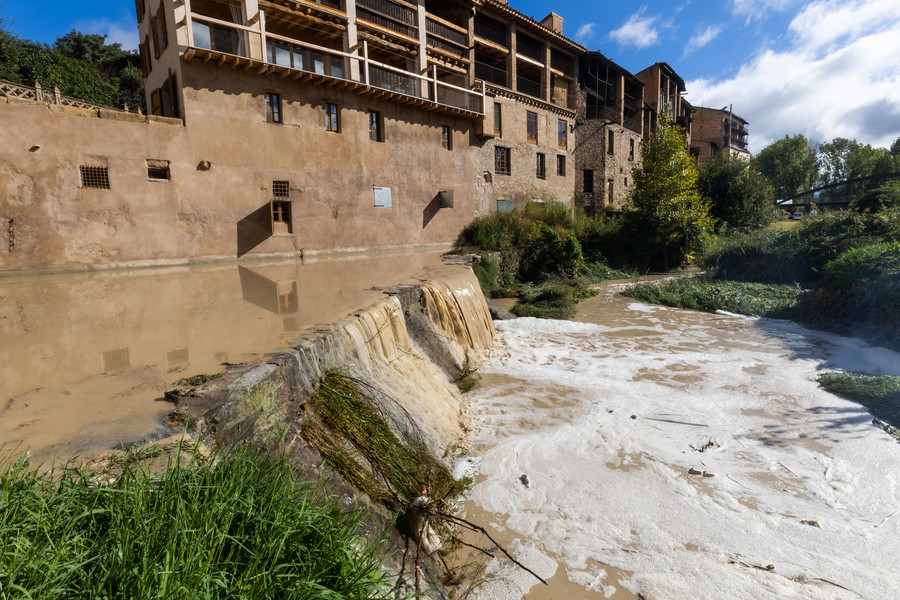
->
[
  {"left": 363, "top": 40, "right": 370, "bottom": 85},
  {"left": 432, "top": 65, "right": 438, "bottom": 103},
  {"left": 258, "top": 10, "right": 266, "bottom": 62},
  {"left": 345, "top": 0, "right": 360, "bottom": 81},
  {"left": 184, "top": 0, "right": 194, "bottom": 47}
]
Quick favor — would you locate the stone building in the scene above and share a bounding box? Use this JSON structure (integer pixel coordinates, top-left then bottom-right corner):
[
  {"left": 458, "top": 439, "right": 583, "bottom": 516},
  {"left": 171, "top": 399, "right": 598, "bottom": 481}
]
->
[
  {"left": 469, "top": 5, "right": 582, "bottom": 214},
  {"left": 574, "top": 51, "right": 644, "bottom": 214},
  {"left": 691, "top": 106, "right": 750, "bottom": 165}
]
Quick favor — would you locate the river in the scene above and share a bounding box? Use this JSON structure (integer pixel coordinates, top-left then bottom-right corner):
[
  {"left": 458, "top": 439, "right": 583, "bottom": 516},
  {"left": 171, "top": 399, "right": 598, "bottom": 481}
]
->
[{"left": 460, "top": 279, "right": 900, "bottom": 600}]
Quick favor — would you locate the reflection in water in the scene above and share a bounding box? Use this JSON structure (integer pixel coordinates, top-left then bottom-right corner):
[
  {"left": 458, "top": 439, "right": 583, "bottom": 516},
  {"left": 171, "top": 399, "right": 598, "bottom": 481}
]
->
[{"left": 0, "top": 252, "right": 446, "bottom": 463}]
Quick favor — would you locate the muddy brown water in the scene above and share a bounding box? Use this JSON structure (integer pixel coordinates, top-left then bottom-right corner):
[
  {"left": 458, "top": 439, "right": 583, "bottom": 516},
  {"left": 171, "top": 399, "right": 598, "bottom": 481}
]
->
[{"left": 0, "top": 252, "right": 450, "bottom": 464}]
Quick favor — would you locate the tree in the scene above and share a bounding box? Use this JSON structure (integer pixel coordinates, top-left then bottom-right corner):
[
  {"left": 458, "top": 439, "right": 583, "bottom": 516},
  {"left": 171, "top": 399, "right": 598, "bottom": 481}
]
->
[
  {"left": 754, "top": 134, "right": 819, "bottom": 200},
  {"left": 819, "top": 138, "right": 896, "bottom": 204},
  {"left": 698, "top": 154, "right": 774, "bottom": 230},
  {"left": 0, "top": 11, "right": 19, "bottom": 81},
  {"left": 14, "top": 41, "right": 117, "bottom": 105},
  {"left": 623, "top": 115, "right": 715, "bottom": 269}
]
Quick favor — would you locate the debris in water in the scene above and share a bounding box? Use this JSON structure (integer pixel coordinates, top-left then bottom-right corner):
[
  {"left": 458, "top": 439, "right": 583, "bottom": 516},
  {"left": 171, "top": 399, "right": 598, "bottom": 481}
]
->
[
  {"left": 688, "top": 467, "right": 717, "bottom": 477},
  {"left": 800, "top": 520, "right": 820, "bottom": 528},
  {"left": 519, "top": 473, "right": 532, "bottom": 488},
  {"left": 691, "top": 438, "right": 721, "bottom": 452}
]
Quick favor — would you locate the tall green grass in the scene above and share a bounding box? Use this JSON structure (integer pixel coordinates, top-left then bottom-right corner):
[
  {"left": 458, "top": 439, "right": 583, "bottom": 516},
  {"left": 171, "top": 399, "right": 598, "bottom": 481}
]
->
[{"left": 0, "top": 446, "right": 394, "bottom": 600}]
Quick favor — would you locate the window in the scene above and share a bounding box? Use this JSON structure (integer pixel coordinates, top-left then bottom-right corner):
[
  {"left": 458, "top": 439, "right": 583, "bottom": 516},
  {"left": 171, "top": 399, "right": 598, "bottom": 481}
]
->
[
  {"left": 558, "top": 119, "right": 567, "bottom": 149},
  {"left": 497, "top": 199, "right": 514, "bottom": 212},
  {"left": 536, "top": 153, "right": 546, "bottom": 179},
  {"left": 150, "top": 89, "right": 162, "bottom": 116},
  {"left": 80, "top": 166, "right": 110, "bottom": 189},
  {"left": 583, "top": 169, "right": 594, "bottom": 194},
  {"left": 629, "top": 138, "right": 635, "bottom": 161},
  {"left": 608, "top": 179, "right": 614, "bottom": 203},
  {"left": 608, "top": 130, "right": 615, "bottom": 155},
  {"left": 494, "top": 102, "right": 502, "bottom": 137},
  {"left": 557, "top": 155, "right": 566, "bottom": 177},
  {"left": 441, "top": 125, "right": 452, "bottom": 150},
  {"left": 147, "top": 159, "right": 170, "bottom": 180},
  {"left": 151, "top": 14, "right": 161, "bottom": 59},
  {"left": 265, "top": 92, "right": 281, "bottom": 123},
  {"left": 139, "top": 38, "right": 150, "bottom": 76},
  {"left": 325, "top": 102, "right": 340, "bottom": 132},
  {"left": 368, "top": 110, "right": 383, "bottom": 141},
  {"left": 624, "top": 177, "right": 628, "bottom": 187},
  {"left": 495, "top": 146, "right": 511, "bottom": 175},
  {"left": 526, "top": 111, "right": 538, "bottom": 144},
  {"left": 157, "top": 8, "right": 168, "bottom": 52},
  {"left": 135, "top": 0, "right": 145, "bottom": 22},
  {"left": 272, "top": 180, "right": 292, "bottom": 233}
]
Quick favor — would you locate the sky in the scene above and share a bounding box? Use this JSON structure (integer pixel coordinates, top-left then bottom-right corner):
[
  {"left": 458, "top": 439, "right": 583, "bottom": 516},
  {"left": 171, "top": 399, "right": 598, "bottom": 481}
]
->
[{"left": 2, "top": 0, "right": 899, "bottom": 154}]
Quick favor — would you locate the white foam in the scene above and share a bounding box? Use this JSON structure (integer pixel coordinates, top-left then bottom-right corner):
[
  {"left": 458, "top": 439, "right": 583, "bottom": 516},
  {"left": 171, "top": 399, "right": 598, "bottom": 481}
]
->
[{"left": 465, "top": 296, "right": 900, "bottom": 600}]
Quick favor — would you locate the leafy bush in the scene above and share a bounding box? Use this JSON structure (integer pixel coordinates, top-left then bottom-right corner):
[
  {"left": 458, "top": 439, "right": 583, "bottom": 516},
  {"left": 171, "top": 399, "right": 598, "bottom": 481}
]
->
[
  {"left": 697, "top": 154, "right": 774, "bottom": 230},
  {"left": 510, "top": 280, "right": 597, "bottom": 320}
]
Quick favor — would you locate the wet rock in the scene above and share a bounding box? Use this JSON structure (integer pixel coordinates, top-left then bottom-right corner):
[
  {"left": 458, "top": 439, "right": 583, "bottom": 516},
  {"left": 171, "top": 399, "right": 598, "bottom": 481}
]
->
[
  {"left": 800, "top": 519, "right": 820, "bottom": 527},
  {"left": 688, "top": 467, "right": 716, "bottom": 477},
  {"left": 519, "top": 473, "right": 532, "bottom": 488},
  {"left": 486, "top": 298, "right": 516, "bottom": 321}
]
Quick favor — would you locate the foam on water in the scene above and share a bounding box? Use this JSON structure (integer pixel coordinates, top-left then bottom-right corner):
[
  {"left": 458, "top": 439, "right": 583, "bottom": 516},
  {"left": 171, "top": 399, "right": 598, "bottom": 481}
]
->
[{"left": 464, "top": 290, "right": 900, "bottom": 599}]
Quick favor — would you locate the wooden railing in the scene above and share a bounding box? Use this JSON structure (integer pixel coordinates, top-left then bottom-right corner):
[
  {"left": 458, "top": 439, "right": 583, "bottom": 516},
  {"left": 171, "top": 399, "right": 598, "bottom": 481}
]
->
[{"left": 187, "top": 13, "right": 485, "bottom": 115}]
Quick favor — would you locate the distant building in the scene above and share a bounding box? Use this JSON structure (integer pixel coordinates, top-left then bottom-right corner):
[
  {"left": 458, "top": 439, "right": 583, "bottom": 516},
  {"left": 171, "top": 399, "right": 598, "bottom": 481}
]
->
[
  {"left": 635, "top": 62, "right": 694, "bottom": 154},
  {"left": 574, "top": 51, "right": 644, "bottom": 213},
  {"left": 692, "top": 107, "right": 750, "bottom": 164}
]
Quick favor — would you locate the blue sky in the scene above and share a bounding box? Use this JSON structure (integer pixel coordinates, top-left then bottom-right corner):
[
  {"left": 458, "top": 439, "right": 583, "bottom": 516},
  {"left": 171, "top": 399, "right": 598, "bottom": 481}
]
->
[{"left": 3, "top": 0, "right": 899, "bottom": 153}]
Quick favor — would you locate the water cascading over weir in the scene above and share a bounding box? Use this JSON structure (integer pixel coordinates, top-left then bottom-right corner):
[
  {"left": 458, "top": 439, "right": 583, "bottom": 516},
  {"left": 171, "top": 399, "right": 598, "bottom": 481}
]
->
[{"left": 177, "top": 262, "right": 494, "bottom": 502}]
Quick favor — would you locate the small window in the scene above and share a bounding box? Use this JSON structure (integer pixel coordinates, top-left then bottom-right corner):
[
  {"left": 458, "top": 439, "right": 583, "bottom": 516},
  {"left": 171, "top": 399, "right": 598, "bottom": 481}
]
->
[
  {"left": 607, "top": 130, "right": 615, "bottom": 155},
  {"left": 135, "top": 0, "right": 145, "bottom": 22},
  {"left": 147, "top": 159, "right": 170, "bottom": 180},
  {"left": 373, "top": 186, "right": 393, "bottom": 207},
  {"left": 139, "top": 39, "right": 150, "bottom": 76},
  {"left": 325, "top": 102, "right": 340, "bottom": 132},
  {"left": 494, "top": 102, "right": 502, "bottom": 138},
  {"left": 557, "top": 155, "right": 566, "bottom": 177},
  {"left": 497, "top": 198, "right": 514, "bottom": 212},
  {"left": 624, "top": 177, "right": 628, "bottom": 187},
  {"left": 441, "top": 125, "right": 452, "bottom": 150},
  {"left": 273, "top": 180, "right": 290, "bottom": 198},
  {"left": 265, "top": 92, "right": 281, "bottom": 123},
  {"left": 80, "top": 165, "right": 110, "bottom": 189},
  {"left": 558, "top": 119, "right": 567, "bottom": 149},
  {"left": 495, "top": 146, "right": 511, "bottom": 175},
  {"left": 526, "top": 111, "right": 538, "bottom": 144},
  {"left": 150, "top": 89, "right": 162, "bottom": 116},
  {"left": 629, "top": 138, "right": 635, "bottom": 161},
  {"left": 536, "top": 153, "right": 546, "bottom": 179},
  {"left": 102, "top": 348, "right": 130, "bottom": 372},
  {"left": 157, "top": 8, "right": 168, "bottom": 52},
  {"left": 583, "top": 169, "right": 594, "bottom": 194},
  {"left": 607, "top": 179, "right": 614, "bottom": 202},
  {"left": 368, "top": 110, "right": 383, "bottom": 141}
]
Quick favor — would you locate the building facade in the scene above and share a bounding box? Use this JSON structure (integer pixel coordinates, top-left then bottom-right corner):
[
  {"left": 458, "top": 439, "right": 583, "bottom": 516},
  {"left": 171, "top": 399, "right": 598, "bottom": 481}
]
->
[
  {"left": 574, "top": 51, "right": 644, "bottom": 214},
  {"left": 636, "top": 62, "right": 693, "bottom": 150},
  {"left": 691, "top": 106, "right": 750, "bottom": 165}
]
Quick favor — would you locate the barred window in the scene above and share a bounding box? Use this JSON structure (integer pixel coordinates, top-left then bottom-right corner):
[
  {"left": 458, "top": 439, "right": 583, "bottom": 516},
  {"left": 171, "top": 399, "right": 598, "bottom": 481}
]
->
[
  {"left": 441, "top": 125, "right": 452, "bottom": 150},
  {"left": 495, "top": 146, "right": 511, "bottom": 175},
  {"left": 368, "top": 110, "right": 383, "bottom": 141},
  {"left": 273, "top": 180, "right": 290, "bottom": 198},
  {"left": 80, "top": 166, "right": 110, "bottom": 189}
]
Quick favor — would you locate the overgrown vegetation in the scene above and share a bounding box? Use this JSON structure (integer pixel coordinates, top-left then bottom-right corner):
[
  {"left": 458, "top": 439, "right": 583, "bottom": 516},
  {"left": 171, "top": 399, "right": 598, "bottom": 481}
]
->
[
  {"left": 461, "top": 202, "right": 629, "bottom": 319},
  {"left": 626, "top": 206, "right": 900, "bottom": 351},
  {"left": 623, "top": 276, "right": 802, "bottom": 318},
  {"left": 0, "top": 445, "right": 394, "bottom": 599},
  {"left": 817, "top": 372, "right": 900, "bottom": 432},
  {"left": 303, "top": 371, "right": 465, "bottom": 509}
]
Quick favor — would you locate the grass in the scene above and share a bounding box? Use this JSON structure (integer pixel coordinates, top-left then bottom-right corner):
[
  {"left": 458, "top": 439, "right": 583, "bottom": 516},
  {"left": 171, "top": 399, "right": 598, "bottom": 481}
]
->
[
  {"left": 510, "top": 280, "right": 599, "bottom": 320},
  {"left": 817, "top": 372, "right": 900, "bottom": 432},
  {"left": 621, "top": 275, "right": 804, "bottom": 318},
  {"left": 304, "top": 371, "right": 467, "bottom": 510},
  {"left": 0, "top": 445, "right": 395, "bottom": 600}
]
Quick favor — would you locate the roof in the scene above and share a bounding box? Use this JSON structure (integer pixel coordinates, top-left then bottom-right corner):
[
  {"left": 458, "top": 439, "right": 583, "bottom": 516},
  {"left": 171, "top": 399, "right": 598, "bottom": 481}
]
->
[{"left": 480, "top": 0, "right": 586, "bottom": 53}]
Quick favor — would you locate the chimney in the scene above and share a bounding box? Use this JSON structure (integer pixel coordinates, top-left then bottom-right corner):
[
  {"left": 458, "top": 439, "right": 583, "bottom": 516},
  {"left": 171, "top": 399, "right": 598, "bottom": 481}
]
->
[{"left": 540, "top": 12, "right": 563, "bottom": 34}]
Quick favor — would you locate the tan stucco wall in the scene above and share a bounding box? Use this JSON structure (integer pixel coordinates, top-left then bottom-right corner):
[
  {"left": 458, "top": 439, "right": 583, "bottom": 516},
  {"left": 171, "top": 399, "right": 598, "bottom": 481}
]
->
[
  {"left": 0, "top": 64, "right": 476, "bottom": 274},
  {"left": 473, "top": 94, "right": 575, "bottom": 215}
]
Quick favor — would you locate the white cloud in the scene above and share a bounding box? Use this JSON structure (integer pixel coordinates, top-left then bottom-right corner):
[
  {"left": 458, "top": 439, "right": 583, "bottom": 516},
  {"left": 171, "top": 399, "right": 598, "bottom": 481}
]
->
[
  {"left": 683, "top": 24, "right": 723, "bottom": 57},
  {"left": 688, "top": 2, "right": 900, "bottom": 154},
  {"left": 72, "top": 18, "right": 139, "bottom": 51},
  {"left": 609, "top": 8, "right": 660, "bottom": 49},
  {"left": 575, "top": 22, "right": 597, "bottom": 45},
  {"left": 731, "top": 0, "right": 796, "bottom": 22}
]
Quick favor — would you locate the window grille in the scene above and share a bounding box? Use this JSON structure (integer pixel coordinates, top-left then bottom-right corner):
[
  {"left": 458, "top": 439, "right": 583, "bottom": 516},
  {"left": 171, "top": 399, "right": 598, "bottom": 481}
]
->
[{"left": 80, "top": 166, "right": 110, "bottom": 189}]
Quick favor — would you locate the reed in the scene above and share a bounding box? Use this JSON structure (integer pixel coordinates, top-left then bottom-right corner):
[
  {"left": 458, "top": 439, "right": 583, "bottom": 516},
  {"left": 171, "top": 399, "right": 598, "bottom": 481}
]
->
[{"left": 0, "top": 445, "right": 394, "bottom": 599}]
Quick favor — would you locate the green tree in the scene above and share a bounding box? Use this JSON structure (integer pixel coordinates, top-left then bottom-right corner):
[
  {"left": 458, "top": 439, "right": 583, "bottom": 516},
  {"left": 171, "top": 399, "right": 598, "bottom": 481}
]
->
[
  {"left": 623, "top": 115, "right": 715, "bottom": 269},
  {"left": 698, "top": 154, "right": 774, "bottom": 230},
  {"left": 754, "top": 134, "right": 819, "bottom": 200},
  {"left": 819, "top": 138, "right": 897, "bottom": 204},
  {"left": 54, "top": 30, "right": 144, "bottom": 111},
  {"left": 0, "top": 11, "right": 19, "bottom": 81},
  {"left": 14, "top": 40, "right": 116, "bottom": 105}
]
